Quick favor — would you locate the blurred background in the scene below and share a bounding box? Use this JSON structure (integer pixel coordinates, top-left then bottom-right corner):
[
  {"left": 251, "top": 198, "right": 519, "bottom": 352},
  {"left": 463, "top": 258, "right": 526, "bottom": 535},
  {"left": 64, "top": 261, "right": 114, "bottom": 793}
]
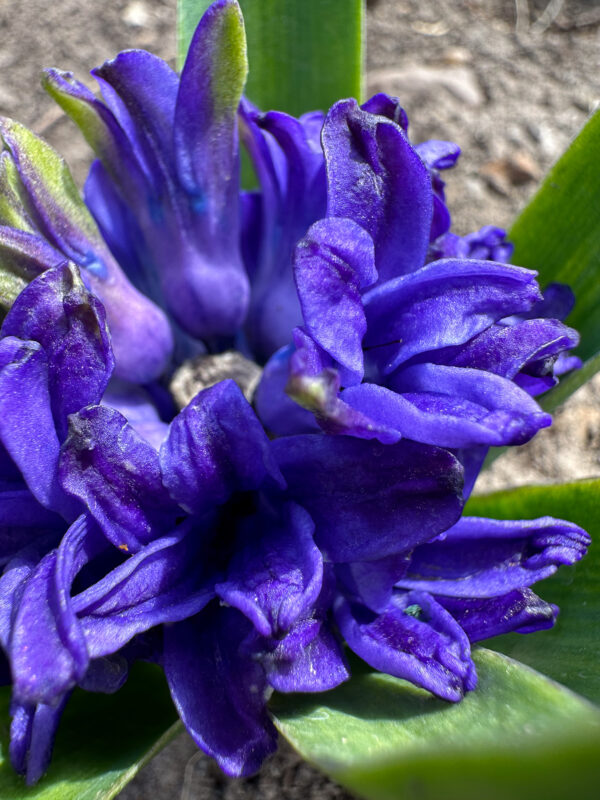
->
[{"left": 0, "top": 1, "right": 599, "bottom": 797}]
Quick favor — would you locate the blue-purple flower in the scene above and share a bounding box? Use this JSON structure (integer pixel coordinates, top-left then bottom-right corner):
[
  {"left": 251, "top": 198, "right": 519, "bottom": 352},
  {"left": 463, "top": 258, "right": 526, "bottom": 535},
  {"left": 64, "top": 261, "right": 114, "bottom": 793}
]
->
[
  {"left": 0, "top": 0, "right": 591, "bottom": 787},
  {"left": 0, "top": 121, "right": 173, "bottom": 384}
]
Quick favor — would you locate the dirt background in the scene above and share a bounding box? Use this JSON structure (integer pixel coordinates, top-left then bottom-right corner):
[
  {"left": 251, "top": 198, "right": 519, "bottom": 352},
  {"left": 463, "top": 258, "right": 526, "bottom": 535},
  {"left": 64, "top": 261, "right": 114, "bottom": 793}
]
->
[{"left": 1, "top": 0, "right": 600, "bottom": 797}]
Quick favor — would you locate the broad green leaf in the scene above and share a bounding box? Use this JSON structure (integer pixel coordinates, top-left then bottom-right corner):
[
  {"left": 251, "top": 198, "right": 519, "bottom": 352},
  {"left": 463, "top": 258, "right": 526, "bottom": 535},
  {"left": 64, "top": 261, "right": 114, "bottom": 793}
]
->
[
  {"left": 177, "top": 0, "right": 365, "bottom": 115},
  {"left": 0, "top": 664, "right": 181, "bottom": 800},
  {"left": 467, "top": 479, "right": 600, "bottom": 704},
  {"left": 273, "top": 648, "right": 600, "bottom": 800},
  {"left": 510, "top": 108, "right": 600, "bottom": 368}
]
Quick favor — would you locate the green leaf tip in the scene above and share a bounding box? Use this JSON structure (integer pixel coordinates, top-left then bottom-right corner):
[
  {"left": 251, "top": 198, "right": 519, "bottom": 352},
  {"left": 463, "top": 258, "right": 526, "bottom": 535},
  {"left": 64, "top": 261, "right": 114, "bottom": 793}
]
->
[
  {"left": 41, "top": 70, "right": 111, "bottom": 168},
  {"left": 177, "top": 0, "right": 365, "bottom": 117},
  {"left": 208, "top": 0, "right": 248, "bottom": 119},
  {"left": 0, "top": 118, "right": 102, "bottom": 248}
]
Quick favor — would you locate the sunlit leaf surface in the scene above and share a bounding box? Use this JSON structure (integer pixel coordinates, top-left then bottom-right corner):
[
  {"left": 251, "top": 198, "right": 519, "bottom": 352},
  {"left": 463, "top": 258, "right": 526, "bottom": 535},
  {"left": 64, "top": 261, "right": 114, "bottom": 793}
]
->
[{"left": 273, "top": 649, "right": 600, "bottom": 800}]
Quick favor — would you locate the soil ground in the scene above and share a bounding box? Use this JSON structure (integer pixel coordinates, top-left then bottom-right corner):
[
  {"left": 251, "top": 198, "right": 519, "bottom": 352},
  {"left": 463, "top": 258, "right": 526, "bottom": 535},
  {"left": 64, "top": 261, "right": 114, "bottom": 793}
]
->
[{"left": 1, "top": 0, "right": 600, "bottom": 797}]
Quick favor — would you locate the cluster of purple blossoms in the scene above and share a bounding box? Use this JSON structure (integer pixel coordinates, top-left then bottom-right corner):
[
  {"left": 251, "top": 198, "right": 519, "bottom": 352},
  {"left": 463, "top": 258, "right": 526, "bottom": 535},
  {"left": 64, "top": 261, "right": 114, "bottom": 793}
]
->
[{"left": 0, "top": 0, "right": 590, "bottom": 784}]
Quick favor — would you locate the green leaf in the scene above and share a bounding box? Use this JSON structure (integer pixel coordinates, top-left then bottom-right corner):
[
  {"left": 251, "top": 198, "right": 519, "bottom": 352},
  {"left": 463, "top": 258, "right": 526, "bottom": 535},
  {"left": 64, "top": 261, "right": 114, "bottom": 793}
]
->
[
  {"left": 509, "top": 108, "right": 600, "bottom": 379},
  {"left": 466, "top": 479, "right": 600, "bottom": 704},
  {"left": 0, "top": 664, "right": 181, "bottom": 800},
  {"left": 273, "top": 648, "right": 600, "bottom": 800},
  {"left": 177, "top": 0, "right": 365, "bottom": 115}
]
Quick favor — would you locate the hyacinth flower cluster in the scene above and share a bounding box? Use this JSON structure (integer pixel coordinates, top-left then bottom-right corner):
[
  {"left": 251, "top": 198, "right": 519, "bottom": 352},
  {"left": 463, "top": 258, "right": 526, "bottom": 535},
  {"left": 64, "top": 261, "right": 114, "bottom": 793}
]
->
[{"left": 0, "top": 0, "right": 591, "bottom": 785}]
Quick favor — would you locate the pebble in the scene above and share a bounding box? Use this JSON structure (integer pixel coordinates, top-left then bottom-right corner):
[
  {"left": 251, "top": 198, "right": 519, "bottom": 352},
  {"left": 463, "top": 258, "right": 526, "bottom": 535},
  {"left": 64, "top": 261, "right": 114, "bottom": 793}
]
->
[{"left": 123, "top": 1, "right": 150, "bottom": 28}]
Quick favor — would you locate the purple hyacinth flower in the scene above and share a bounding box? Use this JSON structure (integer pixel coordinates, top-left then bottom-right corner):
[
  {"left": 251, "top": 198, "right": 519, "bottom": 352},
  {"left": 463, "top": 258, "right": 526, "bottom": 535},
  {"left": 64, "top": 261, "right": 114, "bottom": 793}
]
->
[
  {"left": 398, "top": 515, "right": 590, "bottom": 640},
  {"left": 44, "top": 0, "right": 250, "bottom": 342},
  {"left": 0, "top": 122, "right": 173, "bottom": 383},
  {"left": 0, "top": 0, "right": 590, "bottom": 786},
  {"left": 256, "top": 96, "right": 579, "bottom": 456},
  {"left": 0, "top": 262, "right": 143, "bottom": 780},
  {"left": 38, "top": 375, "right": 464, "bottom": 775},
  {"left": 430, "top": 225, "right": 514, "bottom": 264}
]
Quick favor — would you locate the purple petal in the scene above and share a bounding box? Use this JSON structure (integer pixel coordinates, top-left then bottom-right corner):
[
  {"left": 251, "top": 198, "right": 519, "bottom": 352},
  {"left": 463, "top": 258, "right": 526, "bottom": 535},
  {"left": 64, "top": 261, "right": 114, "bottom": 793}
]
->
[
  {"left": 7, "top": 517, "right": 104, "bottom": 706},
  {"left": 553, "top": 351, "right": 582, "bottom": 378},
  {"left": 0, "top": 226, "right": 64, "bottom": 281},
  {"left": 363, "top": 259, "right": 542, "bottom": 374},
  {"left": 60, "top": 405, "right": 179, "bottom": 552},
  {"left": 415, "top": 140, "right": 461, "bottom": 171},
  {"left": 272, "top": 435, "right": 463, "bottom": 562},
  {"left": 0, "top": 547, "right": 39, "bottom": 651},
  {"left": 444, "top": 318, "right": 579, "bottom": 380},
  {"left": 102, "top": 379, "right": 168, "bottom": 449},
  {"left": 160, "top": 380, "right": 284, "bottom": 515},
  {"left": 42, "top": 68, "right": 150, "bottom": 197},
  {"left": 398, "top": 516, "right": 590, "bottom": 598},
  {"left": 168, "top": 0, "right": 249, "bottom": 338},
  {"left": 239, "top": 103, "right": 326, "bottom": 345},
  {"left": 2, "top": 263, "right": 114, "bottom": 439},
  {"left": 264, "top": 622, "right": 349, "bottom": 693},
  {"left": 438, "top": 589, "right": 558, "bottom": 642},
  {"left": 73, "top": 521, "right": 213, "bottom": 657},
  {"left": 175, "top": 1, "right": 244, "bottom": 201},
  {"left": 294, "top": 217, "right": 376, "bottom": 385},
  {"left": 383, "top": 363, "right": 552, "bottom": 447},
  {"left": 518, "top": 282, "right": 576, "bottom": 322},
  {"left": 335, "top": 591, "right": 476, "bottom": 701},
  {"left": 92, "top": 50, "right": 178, "bottom": 197},
  {"left": 336, "top": 552, "right": 412, "bottom": 613},
  {"left": 164, "top": 605, "right": 278, "bottom": 777},
  {"left": 216, "top": 503, "right": 322, "bottom": 637},
  {"left": 0, "top": 118, "right": 173, "bottom": 383},
  {"left": 243, "top": 107, "right": 327, "bottom": 359},
  {"left": 361, "top": 94, "right": 409, "bottom": 131},
  {"left": 463, "top": 226, "right": 514, "bottom": 263},
  {"left": 285, "top": 331, "right": 401, "bottom": 444},
  {"left": 10, "top": 694, "right": 69, "bottom": 785},
  {"left": 0, "top": 482, "right": 63, "bottom": 566},
  {"left": 84, "top": 160, "right": 153, "bottom": 296},
  {"left": 323, "top": 98, "right": 432, "bottom": 281},
  {"left": 0, "top": 337, "right": 74, "bottom": 517}
]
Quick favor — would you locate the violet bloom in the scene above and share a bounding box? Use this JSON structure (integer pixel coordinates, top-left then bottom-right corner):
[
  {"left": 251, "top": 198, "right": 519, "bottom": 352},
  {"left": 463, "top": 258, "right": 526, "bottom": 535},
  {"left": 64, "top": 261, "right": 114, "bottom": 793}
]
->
[
  {"left": 0, "top": 0, "right": 590, "bottom": 786},
  {"left": 430, "top": 224, "right": 515, "bottom": 263},
  {"left": 0, "top": 262, "right": 123, "bottom": 782},
  {"left": 41, "top": 20, "right": 463, "bottom": 372},
  {"left": 238, "top": 99, "right": 327, "bottom": 360},
  {"left": 256, "top": 97, "right": 579, "bottom": 470},
  {"left": 0, "top": 120, "right": 173, "bottom": 384},
  {"left": 12, "top": 370, "right": 465, "bottom": 776},
  {"left": 44, "top": 0, "right": 249, "bottom": 344}
]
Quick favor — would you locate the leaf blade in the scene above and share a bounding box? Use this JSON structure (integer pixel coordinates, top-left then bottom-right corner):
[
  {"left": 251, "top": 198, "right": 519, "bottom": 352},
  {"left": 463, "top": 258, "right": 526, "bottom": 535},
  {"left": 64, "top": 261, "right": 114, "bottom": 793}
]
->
[
  {"left": 510, "top": 108, "right": 600, "bottom": 367},
  {"left": 0, "top": 663, "right": 181, "bottom": 800},
  {"left": 273, "top": 648, "right": 600, "bottom": 800}
]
